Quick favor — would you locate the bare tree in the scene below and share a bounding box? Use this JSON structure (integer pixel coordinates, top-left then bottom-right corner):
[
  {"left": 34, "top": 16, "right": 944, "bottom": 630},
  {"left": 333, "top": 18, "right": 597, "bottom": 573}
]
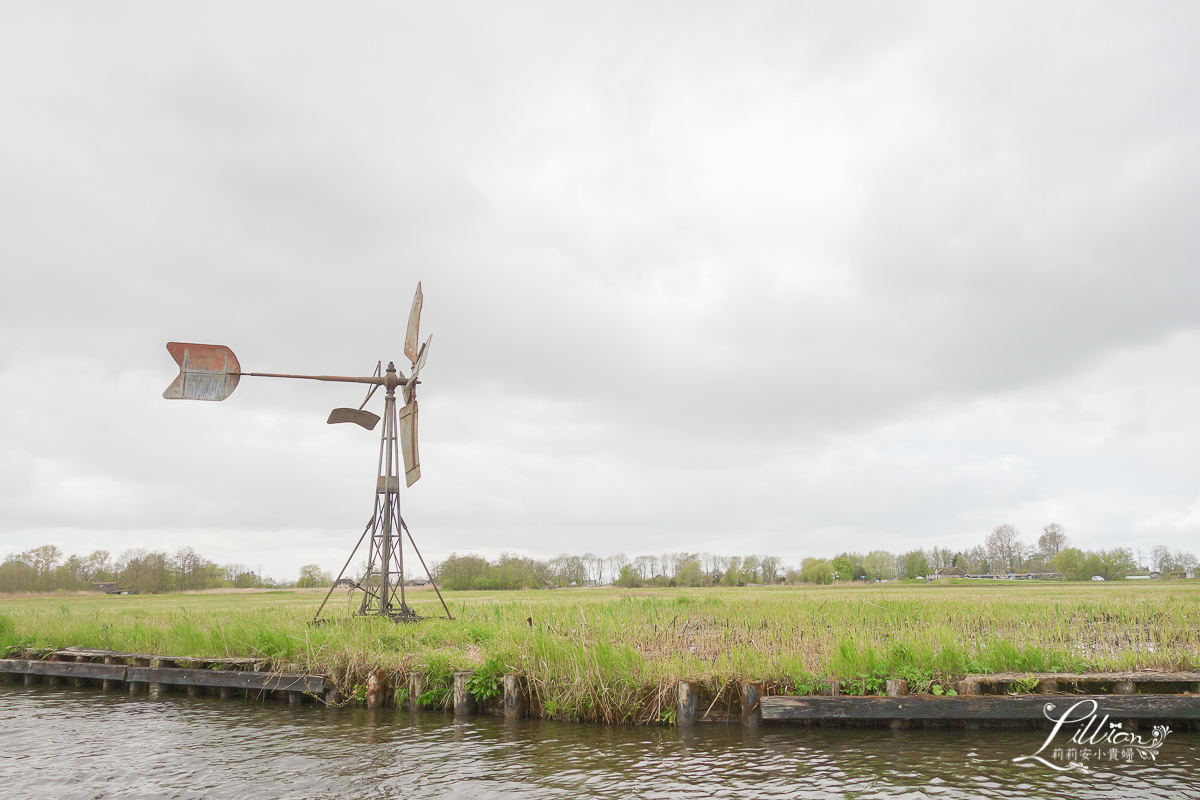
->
[
  {"left": 1038, "top": 523, "right": 1068, "bottom": 557},
  {"left": 24, "top": 544, "right": 62, "bottom": 576},
  {"left": 927, "top": 547, "right": 954, "bottom": 572},
  {"left": 986, "top": 524, "right": 1025, "bottom": 572},
  {"left": 1150, "top": 545, "right": 1172, "bottom": 572},
  {"left": 760, "top": 555, "right": 783, "bottom": 584},
  {"left": 633, "top": 555, "right": 655, "bottom": 580}
]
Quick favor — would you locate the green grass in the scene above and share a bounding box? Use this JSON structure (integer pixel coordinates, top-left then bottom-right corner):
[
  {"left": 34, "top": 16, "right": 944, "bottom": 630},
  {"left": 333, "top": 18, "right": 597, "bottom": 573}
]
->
[{"left": 2, "top": 581, "right": 1197, "bottom": 722}]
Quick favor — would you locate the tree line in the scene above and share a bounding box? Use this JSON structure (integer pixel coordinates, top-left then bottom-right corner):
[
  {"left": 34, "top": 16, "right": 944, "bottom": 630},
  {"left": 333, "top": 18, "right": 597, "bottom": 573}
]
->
[
  {"left": 433, "top": 523, "right": 1198, "bottom": 589},
  {"left": 0, "top": 544, "right": 328, "bottom": 594},
  {"left": 5, "top": 523, "right": 1195, "bottom": 595}
]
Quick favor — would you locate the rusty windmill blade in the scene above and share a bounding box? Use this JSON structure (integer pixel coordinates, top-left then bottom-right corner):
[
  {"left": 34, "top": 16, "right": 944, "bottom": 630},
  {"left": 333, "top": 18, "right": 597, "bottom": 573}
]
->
[
  {"left": 327, "top": 408, "right": 381, "bottom": 430},
  {"left": 328, "top": 361, "right": 383, "bottom": 430},
  {"left": 404, "top": 282, "right": 423, "bottom": 366},
  {"left": 399, "top": 398, "right": 420, "bottom": 487},
  {"left": 162, "top": 342, "right": 241, "bottom": 401},
  {"left": 399, "top": 336, "right": 430, "bottom": 486},
  {"left": 403, "top": 335, "right": 431, "bottom": 404}
]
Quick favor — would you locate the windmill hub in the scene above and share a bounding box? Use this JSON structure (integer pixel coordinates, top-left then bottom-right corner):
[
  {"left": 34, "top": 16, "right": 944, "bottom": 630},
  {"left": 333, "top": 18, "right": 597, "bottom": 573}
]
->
[{"left": 163, "top": 283, "right": 450, "bottom": 623}]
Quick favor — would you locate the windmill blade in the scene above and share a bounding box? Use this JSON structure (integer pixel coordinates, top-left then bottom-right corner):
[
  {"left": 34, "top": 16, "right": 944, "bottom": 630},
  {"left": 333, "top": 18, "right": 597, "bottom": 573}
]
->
[
  {"left": 403, "top": 335, "right": 431, "bottom": 404},
  {"left": 162, "top": 342, "right": 241, "bottom": 401},
  {"left": 327, "top": 408, "right": 381, "bottom": 430},
  {"left": 399, "top": 399, "right": 421, "bottom": 486},
  {"left": 403, "top": 282, "right": 423, "bottom": 365}
]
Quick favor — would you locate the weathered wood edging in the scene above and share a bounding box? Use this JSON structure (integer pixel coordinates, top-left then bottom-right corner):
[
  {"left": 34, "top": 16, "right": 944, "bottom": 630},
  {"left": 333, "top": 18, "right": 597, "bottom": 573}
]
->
[{"left": 3, "top": 651, "right": 1198, "bottom": 729}]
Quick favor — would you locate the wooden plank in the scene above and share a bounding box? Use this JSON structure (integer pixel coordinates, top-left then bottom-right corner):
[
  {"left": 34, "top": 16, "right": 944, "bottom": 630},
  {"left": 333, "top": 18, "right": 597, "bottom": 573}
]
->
[
  {"left": 53, "top": 648, "right": 268, "bottom": 667},
  {"left": 0, "top": 659, "right": 126, "bottom": 681},
  {"left": 966, "top": 671, "right": 1200, "bottom": 684},
  {"left": 125, "top": 666, "right": 326, "bottom": 694},
  {"left": 761, "top": 694, "right": 1200, "bottom": 722}
]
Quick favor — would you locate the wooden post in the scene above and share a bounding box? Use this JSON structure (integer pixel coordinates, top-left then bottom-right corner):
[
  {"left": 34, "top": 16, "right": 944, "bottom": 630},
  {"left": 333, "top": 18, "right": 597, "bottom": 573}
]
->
[
  {"left": 324, "top": 686, "right": 342, "bottom": 705},
  {"left": 676, "top": 680, "right": 698, "bottom": 726},
  {"left": 502, "top": 674, "right": 526, "bottom": 719},
  {"left": 187, "top": 685, "right": 199, "bottom": 697},
  {"left": 46, "top": 654, "right": 59, "bottom": 688},
  {"left": 219, "top": 687, "right": 232, "bottom": 700},
  {"left": 288, "top": 692, "right": 301, "bottom": 707},
  {"left": 148, "top": 658, "right": 163, "bottom": 698},
  {"left": 1038, "top": 679, "right": 1058, "bottom": 694},
  {"left": 826, "top": 680, "right": 840, "bottom": 697},
  {"left": 453, "top": 671, "right": 476, "bottom": 716},
  {"left": 366, "top": 668, "right": 385, "bottom": 709},
  {"left": 956, "top": 679, "right": 980, "bottom": 696},
  {"left": 73, "top": 655, "right": 87, "bottom": 688},
  {"left": 407, "top": 672, "right": 424, "bottom": 710},
  {"left": 129, "top": 657, "right": 150, "bottom": 695},
  {"left": 886, "top": 679, "right": 908, "bottom": 730},
  {"left": 24, "top": 673, "right": 35, "bottom": 688},
  {"left": 101, "top": 656, "right": 116, "bottom": 691},
  {"left": 740, "top": 682, "right": 761, "bottom": 726},
  {"left": 1191, "top": 681, "right": 1200, "bottom": 695},
  {"left": 1115, "top": 680, "right": 1136, "bottom": 695}
]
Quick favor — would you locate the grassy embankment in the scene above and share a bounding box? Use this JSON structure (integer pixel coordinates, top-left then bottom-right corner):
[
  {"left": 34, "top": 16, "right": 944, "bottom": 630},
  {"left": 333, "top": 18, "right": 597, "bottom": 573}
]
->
[{"left": 2, "top": 581, "right": 1197, "bottom": 723}]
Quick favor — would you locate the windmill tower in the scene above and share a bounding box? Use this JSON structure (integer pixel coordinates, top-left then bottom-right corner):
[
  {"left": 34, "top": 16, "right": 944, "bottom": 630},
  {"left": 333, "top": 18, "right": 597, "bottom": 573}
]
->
[{"left": 163, "top": 283, "right": 450, "bottom": 621}]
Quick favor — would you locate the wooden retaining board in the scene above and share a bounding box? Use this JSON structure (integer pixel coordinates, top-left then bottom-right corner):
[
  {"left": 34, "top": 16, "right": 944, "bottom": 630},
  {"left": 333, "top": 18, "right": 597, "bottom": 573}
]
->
[
  {"left": 125, "top": 666, "right": 326, "bottom": 693},
  {"left": 0, "top": 659, "right": 126, "bottom": 681},
  {"left": 966, "top": 671, "right": 1200, "bottom": 684},
  {"left": 761, "top": 694, "right": 1200, "bottom": 722},
  {"left": 0, "top": 659, "right": 326, "bottom": 694}
]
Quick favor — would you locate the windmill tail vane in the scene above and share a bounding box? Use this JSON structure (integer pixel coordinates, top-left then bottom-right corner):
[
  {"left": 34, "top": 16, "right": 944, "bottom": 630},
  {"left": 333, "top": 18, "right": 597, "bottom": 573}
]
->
[{"left": 162, "top": 282, "right": 449, "bottom": 622}]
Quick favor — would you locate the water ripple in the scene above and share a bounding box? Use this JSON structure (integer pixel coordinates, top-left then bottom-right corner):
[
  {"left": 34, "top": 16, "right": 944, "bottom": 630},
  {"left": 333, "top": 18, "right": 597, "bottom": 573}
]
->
[{"left": 1, "top": 687, "right": 1197, "bottom": 800}]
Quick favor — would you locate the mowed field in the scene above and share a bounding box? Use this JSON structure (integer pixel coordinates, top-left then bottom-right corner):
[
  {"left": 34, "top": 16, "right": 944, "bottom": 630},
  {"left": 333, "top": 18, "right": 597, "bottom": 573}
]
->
[{"left": 3, "top": 581, "right": 1198, "bottom": 721}]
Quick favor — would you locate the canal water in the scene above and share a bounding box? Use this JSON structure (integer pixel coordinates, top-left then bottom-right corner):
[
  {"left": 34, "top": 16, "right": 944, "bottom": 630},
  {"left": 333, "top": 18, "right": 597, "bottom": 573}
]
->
[{"left": 2, "top": 687, "right": 1197, "bottom": 799}]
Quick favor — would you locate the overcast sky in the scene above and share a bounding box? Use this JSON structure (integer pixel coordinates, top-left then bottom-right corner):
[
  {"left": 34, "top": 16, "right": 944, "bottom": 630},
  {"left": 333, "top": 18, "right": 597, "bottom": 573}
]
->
[{"left": 3, "top": 2, "right": 1199, "bottom": 579}]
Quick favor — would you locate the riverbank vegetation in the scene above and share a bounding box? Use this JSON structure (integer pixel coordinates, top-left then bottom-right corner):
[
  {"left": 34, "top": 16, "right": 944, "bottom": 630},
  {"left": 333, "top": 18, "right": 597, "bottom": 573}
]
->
[{"left": 2, "top": 581, "right": 1197, "bottom": 723}]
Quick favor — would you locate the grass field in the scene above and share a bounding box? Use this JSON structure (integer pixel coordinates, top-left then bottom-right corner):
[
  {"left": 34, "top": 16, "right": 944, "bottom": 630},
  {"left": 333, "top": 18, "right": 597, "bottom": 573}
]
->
[{"left": 2, "top": 581, "right": 1198, "bottom": 722}]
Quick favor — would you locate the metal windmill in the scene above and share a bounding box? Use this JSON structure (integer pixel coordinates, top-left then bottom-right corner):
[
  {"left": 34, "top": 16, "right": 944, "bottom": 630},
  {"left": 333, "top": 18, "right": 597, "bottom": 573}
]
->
[{"left": 163, "top": 282, "right": 451, "bottom": 622}]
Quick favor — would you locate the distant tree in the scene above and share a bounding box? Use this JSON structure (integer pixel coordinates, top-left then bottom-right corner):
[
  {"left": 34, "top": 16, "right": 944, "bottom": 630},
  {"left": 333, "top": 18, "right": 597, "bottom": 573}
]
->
[
  {"left": 26, "top": 544, "right": 63, "bottom": 582},
  {"left": 741, "top": 555, "right": 762, "bottom": 584},
  {"left": 614, "top": 564, "right": 643, "bottom": 588},
  {"left": 721, "top": 556, "right": 743, "bottom": 586},
  {"left": 959, "top": 545, "right": 990, "bottom": 574},
  {"left": 117, "top": 549, "right": 173, "bottom": 594},
  {"left": 676, "top": 558, "right": 706, "bottom": 587},
  {"left": 927, "top": 547, "right": 955, "bottom": 573},
  {"left": 0, "top": 553, "right": 36, "bottom": 592},
  {"left": 81, "top": 550, "right": 113, "bottom": 583},
  {"left": 986, "top": 525, "right": 1025, "bottom": 572},
  {"left": 760, "top": 555, "right": 783, "bottom": 584},
  {"left": 297, "top": 564, "right": 331, "bottom": 588},
  {"left": 1092, "top": 548, "right": 1136, "bottom": 581},
  {"left": 830, "top": 554, "right": 855, "bottom": 582},
  {"left": 1150, "top": 545, "right": 1172, "bottom": 573},
  {"left": 1050, "top": 547, "right": 1089, "bottom": 581},
  {"left": 608, "top": 552, "right": 631, "bottom": 583},
  {"left": 1038, "top": 524, "right": 1068, "bottom": 557},
  {"left": 862, "top": 550, "right": 895, "bottom": 581},
  {"left": 903, "top": 550, "right": 930, "bottom": 580},
  {"left": 800, "top": 558, "right": 835, "bottom": 585},
  {"left": 1175, "top": 550, "right": 1199, "bottom": 571}
]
